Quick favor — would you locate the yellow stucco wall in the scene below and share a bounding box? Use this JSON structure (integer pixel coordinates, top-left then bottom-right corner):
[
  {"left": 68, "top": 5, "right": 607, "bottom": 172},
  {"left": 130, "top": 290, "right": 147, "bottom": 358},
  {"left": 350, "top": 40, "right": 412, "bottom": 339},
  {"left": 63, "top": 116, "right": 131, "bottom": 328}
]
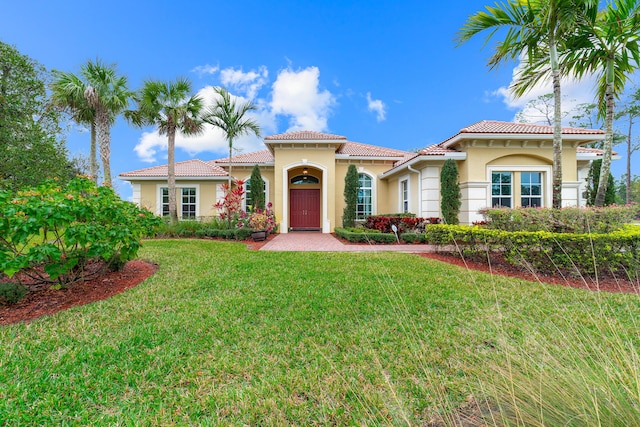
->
[
  {"left": 137, "top": 180, "right": 223, "bottom": 218},
  {"left": 272, "top": 146, "right": 336, "bottom": 232},
  {"left": 459, "top": 145, "right": 578, "bottom": 182}
]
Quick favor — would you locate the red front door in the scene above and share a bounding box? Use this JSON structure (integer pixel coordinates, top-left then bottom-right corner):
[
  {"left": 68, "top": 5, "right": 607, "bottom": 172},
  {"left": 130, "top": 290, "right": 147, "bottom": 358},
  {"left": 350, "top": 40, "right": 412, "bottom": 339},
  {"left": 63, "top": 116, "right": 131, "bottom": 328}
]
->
[{"left": 290, "top": 189, "right": 320, "bottom": 230}]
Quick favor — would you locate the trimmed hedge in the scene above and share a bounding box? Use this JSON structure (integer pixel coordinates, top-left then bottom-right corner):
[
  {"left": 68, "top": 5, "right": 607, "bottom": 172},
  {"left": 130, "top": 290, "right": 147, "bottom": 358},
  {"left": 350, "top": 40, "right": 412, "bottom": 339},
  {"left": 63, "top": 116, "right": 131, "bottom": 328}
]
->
[
  {"left": 423, "top": 224, "right": 640, "bottom": 277},
  {"left": 194, "top": 227, "right": 253, "bottom": 240},
  {"left": 481, "top": 205, "right": 640, "bottom": 233},
  {"left": 334, "top": 227, "right": 397, "bottom": 244}
]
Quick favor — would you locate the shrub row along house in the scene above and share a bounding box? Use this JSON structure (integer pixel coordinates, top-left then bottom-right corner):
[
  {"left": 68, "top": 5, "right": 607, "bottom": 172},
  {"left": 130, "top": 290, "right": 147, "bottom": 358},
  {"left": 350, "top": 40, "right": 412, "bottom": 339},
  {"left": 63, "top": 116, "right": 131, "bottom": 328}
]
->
[{"left": 119, "top": 120, "right": 607, "bottom": 232}]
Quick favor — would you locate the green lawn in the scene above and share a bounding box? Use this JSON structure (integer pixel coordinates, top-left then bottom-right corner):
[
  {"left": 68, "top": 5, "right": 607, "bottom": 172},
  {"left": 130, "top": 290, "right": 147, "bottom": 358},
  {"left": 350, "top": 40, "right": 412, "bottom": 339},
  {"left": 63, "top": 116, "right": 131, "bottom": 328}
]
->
[{"left": 1, "top": 239, "right": 638, "bottom": 425}]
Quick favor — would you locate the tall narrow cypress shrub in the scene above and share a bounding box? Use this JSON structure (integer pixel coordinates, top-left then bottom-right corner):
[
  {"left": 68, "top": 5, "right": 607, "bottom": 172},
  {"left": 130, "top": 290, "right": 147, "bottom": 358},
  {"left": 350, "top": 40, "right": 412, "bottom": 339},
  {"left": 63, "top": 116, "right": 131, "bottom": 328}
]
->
[
  {"left": 585, "top": 159, "right": 617, "bottom": 206},
  {"left": 343, "top": 164, "right": 359, "bottom": 228},
  {"left": 440, "top": 159, "right": 461, "bottom": 224},
  {"left": 249, "top": 164, "right": 265, "bottom": 211}
]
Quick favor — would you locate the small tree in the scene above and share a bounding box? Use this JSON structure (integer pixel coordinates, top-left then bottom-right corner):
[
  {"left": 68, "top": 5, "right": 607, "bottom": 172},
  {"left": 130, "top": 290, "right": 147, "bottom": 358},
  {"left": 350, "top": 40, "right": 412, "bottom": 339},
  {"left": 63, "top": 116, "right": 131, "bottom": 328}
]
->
[
  {"left": 249, "top": 164, "right": 265, "bottom": 211},
  {"left": 440, "top": 159, "right": 461, "bottom": 225},
  {"left": 343, "top": 164, "right": 358, "bottom": 228},
  {"left": 585, "top": 159, "right": 617, "bottom": 206}
]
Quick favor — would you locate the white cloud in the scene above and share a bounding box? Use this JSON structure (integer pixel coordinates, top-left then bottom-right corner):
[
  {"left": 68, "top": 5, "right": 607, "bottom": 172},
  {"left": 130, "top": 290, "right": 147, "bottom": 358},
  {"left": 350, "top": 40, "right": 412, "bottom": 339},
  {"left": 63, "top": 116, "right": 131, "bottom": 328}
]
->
[
  {"left": 191, "top": 64, "right": 219, "bottom": 77},
  {"left": 270, "top": 66, "right": 336, "bottom": 131},
  {"left": 492, "top": 58, "right": 599, "bottom": 125},
  {"left": 133, "top": 65, "right": 342, "bottom": 162},
  {"left": 366, "top": 92, "right": 387, "bottom": 122},
  {"left": 133, "top": 85, "right": 269, "bottom": 163},
  {"left": 220, "top": 66, "right": 268, "bottom": 100}
]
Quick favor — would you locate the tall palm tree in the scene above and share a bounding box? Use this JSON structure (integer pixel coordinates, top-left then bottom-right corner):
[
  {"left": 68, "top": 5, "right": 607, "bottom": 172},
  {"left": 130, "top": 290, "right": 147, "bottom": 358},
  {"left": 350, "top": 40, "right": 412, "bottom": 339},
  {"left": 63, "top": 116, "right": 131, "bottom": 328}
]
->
[
  {"left": 81, "top": 60, "right": 131, "bottom": 187},
  {"left": 51, "top": 71, "right": 99, "bottom": 183},
  {"left": 561, "top": 0, "right": 640, "bottom": 206},
  {"left": 126, "top": 78, "right": 204, "bottom": 224},
  {"left": 458, "top": 0, "right": 590, "bottom": 208},
  {"left": 203, "top": 87, "right": 261, "bottom": 192}
]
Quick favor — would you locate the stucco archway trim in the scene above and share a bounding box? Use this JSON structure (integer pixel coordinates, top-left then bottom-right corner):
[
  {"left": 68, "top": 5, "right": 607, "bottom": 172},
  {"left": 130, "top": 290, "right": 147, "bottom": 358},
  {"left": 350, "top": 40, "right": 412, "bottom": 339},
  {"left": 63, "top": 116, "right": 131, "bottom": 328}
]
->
[{"left": 281, "top": 161, "right": 330, "bottom": 233}]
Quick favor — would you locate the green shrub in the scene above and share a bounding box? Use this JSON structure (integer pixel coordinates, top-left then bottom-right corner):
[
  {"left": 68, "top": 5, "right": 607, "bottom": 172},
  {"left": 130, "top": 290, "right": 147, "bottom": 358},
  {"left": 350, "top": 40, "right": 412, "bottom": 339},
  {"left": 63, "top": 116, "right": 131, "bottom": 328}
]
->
[
  {"left": 334, "top": 227, "right": 396, "bottom": 244},
  {"left": 0, "top": 177, "right": 160, "bottom": 286},
  {"left": 481, "top": 205, "right": 640, "bottom": 233},
  {"left": 423, "top": 224, "right": 640, "bottom": 277},
  {"left": 0, "top": 282, "right": 28, "bottom": 305},
  {"left": 343, "top": 164, "right": 358, "bottom": 228},
  {"left": 440, "top": 159, "right": 461, "bottom": 224},
  {"left": 400, "top": 233, "right": 425, "bottom": 244}
]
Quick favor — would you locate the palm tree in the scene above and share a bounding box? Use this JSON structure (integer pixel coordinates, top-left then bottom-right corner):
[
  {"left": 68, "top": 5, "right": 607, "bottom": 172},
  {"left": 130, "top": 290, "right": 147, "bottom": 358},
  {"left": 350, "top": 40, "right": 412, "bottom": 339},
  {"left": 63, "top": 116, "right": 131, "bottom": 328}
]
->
[
  {"left": 51, "top": 71, "right": 99, "bottom": 183},
  {"left": 203, "top": 87, "right": 261, "bottom": 193},
  {"left": 81, "top": 60, "right": 131, "bottom": 187},
  {"left": 561, "top": 0, "right": 640, "bottom": 206},
  {"left": 457, "top": 0, "right": 590, "bottom": 208},
  {"left": 126, "top": 78, "right": 204, "bottom": 224}
]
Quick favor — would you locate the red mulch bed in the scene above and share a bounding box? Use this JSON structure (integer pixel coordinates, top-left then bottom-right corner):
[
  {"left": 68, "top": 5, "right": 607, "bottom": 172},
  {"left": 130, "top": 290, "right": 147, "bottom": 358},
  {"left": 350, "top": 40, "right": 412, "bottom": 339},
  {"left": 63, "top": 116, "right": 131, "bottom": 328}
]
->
[
  {"left": 0, "top": 260, "right": 158, "bottom": 326},
  {"left": 419, "top": 252, "right": 639, "bottom": 294}
]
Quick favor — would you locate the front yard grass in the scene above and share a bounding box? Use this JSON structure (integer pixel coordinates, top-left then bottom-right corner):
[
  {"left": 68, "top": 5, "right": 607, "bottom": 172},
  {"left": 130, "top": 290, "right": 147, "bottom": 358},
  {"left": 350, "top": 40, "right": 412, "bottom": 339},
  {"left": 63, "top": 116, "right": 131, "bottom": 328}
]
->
[{"left": 1, "top": 239, "right": 638, "bottom": 425}]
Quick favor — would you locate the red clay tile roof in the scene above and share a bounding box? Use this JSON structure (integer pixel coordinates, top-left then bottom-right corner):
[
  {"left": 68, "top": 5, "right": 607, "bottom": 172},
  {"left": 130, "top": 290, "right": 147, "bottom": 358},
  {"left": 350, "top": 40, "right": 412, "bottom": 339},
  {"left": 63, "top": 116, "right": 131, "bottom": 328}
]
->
[
  {"left": 212, "top": 150, "right": 274, "bottom": 164},
  {"left": 265, "top": 130, "right": 347, "bottom": 141},
  {"left": 460, "top": 120, "right": 605, "bottom": 135},
  {"left": 338, "top": 141, "right": 409, "bottom": 157},
  {"left": 119, "top": 159, "right": 228, "bottom": 178}
]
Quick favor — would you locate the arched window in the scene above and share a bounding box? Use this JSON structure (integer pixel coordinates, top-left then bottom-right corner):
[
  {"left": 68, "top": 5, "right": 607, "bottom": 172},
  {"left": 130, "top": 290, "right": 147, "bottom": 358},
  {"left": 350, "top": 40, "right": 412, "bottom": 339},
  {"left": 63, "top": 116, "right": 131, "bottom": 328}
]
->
[
  {"left": 290, "top": 175, "right": 319, "bottom": 184},
  {"left": 356, "top": 173, "right": 373, "bottom": 220}
]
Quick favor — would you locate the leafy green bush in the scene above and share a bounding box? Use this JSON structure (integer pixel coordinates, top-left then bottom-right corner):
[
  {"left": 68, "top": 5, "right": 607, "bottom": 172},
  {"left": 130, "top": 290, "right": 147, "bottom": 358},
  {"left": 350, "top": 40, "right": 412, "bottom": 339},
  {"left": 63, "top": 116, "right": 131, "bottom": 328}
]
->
[
  {"left": 0, "top": 177, "right": 160, "bottom": 286},
  {"left": 0, "top": 282, "right": 28, "bottom": 305},
  {"left": 399, "top": 233, "right": 425, "bottom": 244},
  {"left": 481, "top": 205, "right": 640, "bottom": 233},
  {"left": 440, "top": 159, "right": 461, "bottom": 224},
  {"left": 423, "top": 224, "right": 640, "bottom": 277},
  {"left": 193, "top": 227, "right": 253, "bottom": 240},
  {"left": 334, "top": 227, "right": 396, "bottom": 243}
]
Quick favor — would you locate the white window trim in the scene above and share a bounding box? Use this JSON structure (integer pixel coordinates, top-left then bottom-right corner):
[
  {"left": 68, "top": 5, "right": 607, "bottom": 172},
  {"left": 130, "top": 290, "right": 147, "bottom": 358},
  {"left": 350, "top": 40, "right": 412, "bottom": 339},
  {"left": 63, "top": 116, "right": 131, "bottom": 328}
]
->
[
  {"left": 486, "top": 166, "right": 552, "bottom": 209},
  {"left": 156, "top": 184, "right": 201, "bottom": 218},
  {"left": 356, "top": 169, "right": 376, "bottom": 220},
  {"left": 398, "top": 174, "right": 410, "bottom": 213},
  {"left": 242, "top": 175, "right": 270, "bottom": 211}
]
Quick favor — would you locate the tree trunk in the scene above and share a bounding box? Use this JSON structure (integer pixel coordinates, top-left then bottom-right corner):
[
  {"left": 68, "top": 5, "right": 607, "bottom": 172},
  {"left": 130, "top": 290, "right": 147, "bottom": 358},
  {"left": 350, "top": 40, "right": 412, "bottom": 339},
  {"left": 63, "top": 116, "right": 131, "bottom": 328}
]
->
[
  {"left": 550, "top": 38, "right": 563, "bottom": 209},
  {"left": 595, "top": 59, "right": 615, "bottom": 207},
  {"left": 90, "top": 120, "right": 98, "bottom": 184},
  {"left": 627, "top": 115, "right": 632, "bottom": 204},
  {"left": 227, "top": 138, "right": 233, "bottom": 227},
  {"left": 96, "top": 106, "right": 112, "bottom": 187},
  {"left": 168, "top": 127, "right": 178, "bottom": 224}
]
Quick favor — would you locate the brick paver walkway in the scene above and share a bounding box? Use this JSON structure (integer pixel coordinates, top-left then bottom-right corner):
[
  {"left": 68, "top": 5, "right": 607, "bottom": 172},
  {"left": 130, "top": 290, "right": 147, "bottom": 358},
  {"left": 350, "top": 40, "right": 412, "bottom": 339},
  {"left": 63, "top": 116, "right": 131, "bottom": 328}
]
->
[{"left": 259, "top": 232, "right": 436, "bottom": 252}]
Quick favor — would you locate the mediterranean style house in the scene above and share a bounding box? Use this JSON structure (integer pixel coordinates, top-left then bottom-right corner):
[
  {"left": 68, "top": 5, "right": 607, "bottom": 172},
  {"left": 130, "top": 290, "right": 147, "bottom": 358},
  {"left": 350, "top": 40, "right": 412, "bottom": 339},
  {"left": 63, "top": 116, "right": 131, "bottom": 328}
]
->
[{"left": 119, "top": 120, "right": 606, "bottom": 232}]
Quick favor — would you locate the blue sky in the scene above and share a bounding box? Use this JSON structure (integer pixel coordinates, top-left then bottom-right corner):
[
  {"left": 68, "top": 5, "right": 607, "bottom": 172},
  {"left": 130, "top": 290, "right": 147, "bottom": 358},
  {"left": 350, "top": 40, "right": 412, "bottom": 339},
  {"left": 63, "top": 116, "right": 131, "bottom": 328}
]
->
[{"left": 3, "top": 0, "right": 636, "bottom": 199}]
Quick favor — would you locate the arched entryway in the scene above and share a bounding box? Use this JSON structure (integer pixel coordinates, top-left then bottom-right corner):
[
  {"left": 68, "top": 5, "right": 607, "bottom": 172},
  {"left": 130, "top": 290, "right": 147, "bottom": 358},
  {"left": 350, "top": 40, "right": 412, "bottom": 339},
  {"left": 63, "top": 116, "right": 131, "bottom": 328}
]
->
[
  {"left": 282, "top": 163, "right": 329, "bottom": 233},
  {"left": 289, "top": 167, "right": 321, "bottom": 230}
]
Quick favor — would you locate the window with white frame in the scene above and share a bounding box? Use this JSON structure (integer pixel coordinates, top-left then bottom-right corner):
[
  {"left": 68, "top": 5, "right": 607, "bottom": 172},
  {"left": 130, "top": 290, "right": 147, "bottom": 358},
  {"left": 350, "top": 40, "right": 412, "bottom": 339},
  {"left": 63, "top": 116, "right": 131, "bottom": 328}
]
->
[
  {"left": 181, "top": 187, "right": 197, "bottom": 219},
  {"left": 520, "top": 172, "right": 542, "bottom": 207},
  {"left": 356, "top": 173, "right": 373, "bottom": 220},
  {"left": 491, "top": 172, "right": 512, "bottom": 208},
  {"left": 401, "top": 179, "right": 409, "bottom": 213},
  {"left": 160, "top": 186, "right": 197, "bottom": 219},
  {"left": 161, "top": 188, "right": 170, "bottom": 216}
]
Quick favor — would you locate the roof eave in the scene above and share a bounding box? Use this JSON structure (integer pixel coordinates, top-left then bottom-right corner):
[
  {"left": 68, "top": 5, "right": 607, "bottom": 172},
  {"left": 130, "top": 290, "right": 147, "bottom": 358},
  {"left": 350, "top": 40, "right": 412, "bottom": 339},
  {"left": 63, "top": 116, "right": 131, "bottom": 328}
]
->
[
  {"left": 444, "top": 133, "right": 606, "bottom": 149},
  {"left": 380, "top": 152, "right": 467, "bottom": 179},
  {"left": 335, "top": 154, "right": 407, "bottom": 161},
  {"left": 118, "top": 175, "right": 228, "bottom": 181}
]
